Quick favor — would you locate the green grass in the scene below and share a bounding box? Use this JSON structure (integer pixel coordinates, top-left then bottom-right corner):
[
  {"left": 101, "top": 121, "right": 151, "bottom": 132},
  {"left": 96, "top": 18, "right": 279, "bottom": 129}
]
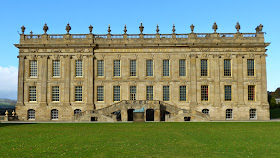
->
[
  {"left": 0, "top": 123, "right": 280, "bottom": 157},
  {"left": 270, "top": 108, "right": 280, "bottom": 119}
]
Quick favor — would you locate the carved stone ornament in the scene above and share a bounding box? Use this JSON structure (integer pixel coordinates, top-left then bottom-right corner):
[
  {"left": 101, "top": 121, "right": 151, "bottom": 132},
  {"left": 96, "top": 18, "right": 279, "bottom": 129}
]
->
[
  {"left": 54, "top": 54, "right": 60, "bottom": 60},
  {"left": 139, "top": 22, "right": 144, "bottom": 34},
  {"left": 190, "top": 24, "right": 195, "bottom": 33},
  {"left": 66, "top": 23, "right": 71, "bottom": 34},
  {"left": 258, "top": 24, "right": 263, "bottom": 32},
  {"left": 123, "top": 24, "right": 127, "bottom": 34},
  {"left": 107, "top": 24, "right": 111, "bottom": 34},
  {"left": 156, "top": 24, "right": 160, "bottom": 34},
  {"left": 172, "top": 24, "right": 176, "bottom": 34},
  {"left": 89, "top": 25, "right": 93, "bottom": 34},
  {"left": 31, "top": 55, "right": 37, "bottom": 60},
  {"left": 12, "top": 110, "right": 15, "bottom": 116},
  {"left": 212, "top": 22, "right": 218, "bottom": 33},
  {"left": 43, "top": 23, "right": 49, "bottom": 34},
  {"left": 76, "top": 54, "right": 83, "bottom": 59},
  {"left": 5, "top": 110, "right": 8, "bottom": 116},
  {"left": 235, "top": 22, "right": 241, "bottom": 33},
  {"left": 21, "top": 25, "right": 26, "bottom": 34}
]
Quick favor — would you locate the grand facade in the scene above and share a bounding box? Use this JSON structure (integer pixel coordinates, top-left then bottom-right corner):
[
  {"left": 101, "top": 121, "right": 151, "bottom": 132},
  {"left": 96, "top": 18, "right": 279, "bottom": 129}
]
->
[{"left": 14, "top": 22, "right": 270, "bottom": 122}]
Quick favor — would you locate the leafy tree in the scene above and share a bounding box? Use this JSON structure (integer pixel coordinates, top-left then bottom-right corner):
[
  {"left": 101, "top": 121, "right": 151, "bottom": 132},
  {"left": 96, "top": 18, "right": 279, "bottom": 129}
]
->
[{"left": 270, "top": 97, "right": 277, "bottom": 109}]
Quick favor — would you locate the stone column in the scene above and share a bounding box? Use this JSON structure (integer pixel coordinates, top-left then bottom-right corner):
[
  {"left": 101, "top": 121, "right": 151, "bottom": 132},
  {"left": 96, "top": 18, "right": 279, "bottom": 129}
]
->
[
  {"left": 261, "top": 54, "right": 268, "bottom": 103},
  {"left": 189, "top": 55, "right": 197, "bottom": 103},
  {"left": 40, "top": 55, "right": 48, "bottom": 105},
  {"left": 64, "top": 55, "right": 71, "bottom": 105},
  {"left": 17, "top": 55, "right": 25, "bottom": 105},
  {"left": 121, "top": 108, "right": 127, "bottom": 122},
  {"left": 154, "top": 109, "right": 160, "bottom": 121},
  {"left": 237, "top": 55, "right": 244, "bottom": 104},
  {"left": 213, "top": 55, "right": 220, "bottom": 103},
  {"left": 87, "top": 55, "right": 94, "bottom": 107}
]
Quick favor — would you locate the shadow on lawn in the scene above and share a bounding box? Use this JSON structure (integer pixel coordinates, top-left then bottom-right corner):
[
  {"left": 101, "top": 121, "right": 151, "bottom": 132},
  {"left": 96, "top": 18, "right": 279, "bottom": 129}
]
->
[{"left": 0, "top": 123, "right": 36, "bottom": 128}]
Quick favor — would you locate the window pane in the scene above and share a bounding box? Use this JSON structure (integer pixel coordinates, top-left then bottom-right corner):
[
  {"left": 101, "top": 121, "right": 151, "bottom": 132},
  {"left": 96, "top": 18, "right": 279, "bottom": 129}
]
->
[
  {"left": 97, "top": 60, "right": 104, "bottom": 76},
  {"left": 114, "top": 60, "right": 120, "bottom": 77},
  {"left": 29, "top": 86, "right": 36, "bottom": 102},
  {"left": 130, "top": 86, "right": 136, "bottom": 100},
  {"left": 97, "top": 86, "right": 104, "bottom": 101},
  {"left": 180, "top": 86, "right": 186, "bottom": 101},
  {"left": 28, "top": 109, "right": 35, "bottom": 120},
  {"left": 74, "top": 109, "right": 81, "bottom": 115},
  {"left": 146, "top": 60, "right": 153, "bottom": 76},
  {"left": 179, "top": 59, "right": 186, "bottom": 76},
  {"left": 248, "top": 85, "right": 255, "bottom": 101},
  {"left": 247, "top": 59, "right": 254, "bottom": 76},
  {"left": 130, "top": 60, "right": 137, "bottom": 76},
  {"left": 113, "top": 86, "right": 120, "bottom": 101},
  {"left": 202, "top": 109, "right": 209, "bottom": 115},
  {"left": 250, "top": 109, "right": 257, "bottom": 119},
  {"left": 76, "top": 60, "right": 83, "bottom": 77},
  {"left": 201, "top": 85, "right": 208, "bottom": 101},
  {"left": 52, "top": 60, "right": 60, "bottom": 77},
  {"left": 163, "top": 86, "right": 170, "bottom": 101},
  {"left": 51, "top": 109, "right": 58, "bottom": 120},
  {"left": 226, "top": 109, "right": 232, "bottom": 119},
  {"left": 52, "top": 86, "right": 59, "bottom": 102},
  {"left": 163, "top": 60, "right": 169, "bottom": 76},
  {"left": 224, "top": 59, "right": 231, "bottom": 76},
  {"left": 30, "top": 60, "right": 37, "bottom": 77},
  {"left": 75, "top": 86, "right": 83, "bottom": 101},
  {"left": 201, "top": 60, "right": 208, "bottom": 76},
  {"left": 146, "top": 86, "right": 153, "bottom": 100},
  {"left": 224, "top": 85, "right": 232, "bottom": 101}
]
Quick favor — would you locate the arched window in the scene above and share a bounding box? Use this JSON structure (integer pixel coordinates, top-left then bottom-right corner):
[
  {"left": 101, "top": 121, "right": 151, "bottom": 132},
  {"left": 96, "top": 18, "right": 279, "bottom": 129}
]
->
[
  {"left": 226, "top": 109, "right": 233, "bottom": 120},
  {"left": 51, "top": 109, "right": 58, "bottom": 120},
  {"left": 250, "top": 109, "right": 257, "bottom": 119},
  {"left": 202, "top": 109, "right": 209, "bottom": 115},
  {"left": 74, "top": 109, "right": 81, "bottom": 115},
  {"left": 28, "top": 109, "right": 35, "bottom": 120}
]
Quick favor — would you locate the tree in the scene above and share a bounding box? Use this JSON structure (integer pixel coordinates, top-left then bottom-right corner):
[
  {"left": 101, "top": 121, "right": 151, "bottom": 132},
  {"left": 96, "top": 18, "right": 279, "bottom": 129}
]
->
[{"left": 270, "top": 97, "right": 277, "bottom": 109}]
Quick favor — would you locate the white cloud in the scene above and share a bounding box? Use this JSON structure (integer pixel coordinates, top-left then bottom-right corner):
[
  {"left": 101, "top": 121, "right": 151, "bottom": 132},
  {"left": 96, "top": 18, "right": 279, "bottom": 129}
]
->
[{"left": 0, "top": 66, "right": 18, "bottom": 100}]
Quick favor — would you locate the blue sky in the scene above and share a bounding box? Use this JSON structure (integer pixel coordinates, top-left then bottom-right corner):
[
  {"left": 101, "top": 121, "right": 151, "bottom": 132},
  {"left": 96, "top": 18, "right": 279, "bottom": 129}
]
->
[{"left": 0, "top": 0, "right": 279, "bottom": 99}]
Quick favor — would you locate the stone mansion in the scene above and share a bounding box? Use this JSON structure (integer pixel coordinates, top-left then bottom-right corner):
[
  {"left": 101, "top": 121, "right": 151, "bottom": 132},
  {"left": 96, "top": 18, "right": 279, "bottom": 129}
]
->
[{"left": 14, "top": 22, "right": 270, "bottom": 122}]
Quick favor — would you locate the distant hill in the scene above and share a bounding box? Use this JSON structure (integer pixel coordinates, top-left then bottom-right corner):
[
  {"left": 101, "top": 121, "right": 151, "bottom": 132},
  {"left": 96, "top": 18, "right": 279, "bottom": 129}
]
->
[{"left": 0, "top": 98, "right": 16, "bottom": 115}]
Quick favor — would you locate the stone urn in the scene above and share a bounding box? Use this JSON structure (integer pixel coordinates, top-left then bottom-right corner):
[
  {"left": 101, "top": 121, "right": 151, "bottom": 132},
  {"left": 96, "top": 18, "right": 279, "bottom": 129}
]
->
[{"left": 133, "top": 112, "right": 145, "bottom": 122}]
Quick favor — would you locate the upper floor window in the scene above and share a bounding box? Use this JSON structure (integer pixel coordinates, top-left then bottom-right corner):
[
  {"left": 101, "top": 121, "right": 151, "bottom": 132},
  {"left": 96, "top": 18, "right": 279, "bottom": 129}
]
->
[
  {"left": 179, "top": 86, "right": 186, "bottom": 101},
  {"left": 250, "top": 109, "right": 257, "bottom": 119},
  {"left": 97, "top": 60, "right": 104, "bottom": 77},
  {"left": 52, "top": 60, "right": 60, "bottom": 77},
  {"left": 248, "top": 85, "right": 255, "bottom": 101},
  {"left": 224, "top": 59, "right": 231, "bottom": 76},
  {"left": 146, "top": 86, "right": 153, "bottom": 100},
  {"left": 30, "top": 60, "right": 37, "bottom": 77},
  {"left": 146, "top": 60, "right": 153, "bottom": 76},
  {"left": 130, "top": 86, "right": 136, "bottom": 100},
  {"left": 224, "top": 85, "right": 232, "bottom": 101},
  {"left": 75, "top": 86, "right": 83, "bottom": 101},
  {"left": 52, "top": 86, "right": 59, "bottom": 102},
  {"left": 247, "top": 59, "right": 254, "bottom": 76},
  {"left": 113, "top": 60, "right": 120, "bottom": 77},
  {"left": 226, "top": 109, "right": 233, "bottom": 120},
  {"left": 75, "top": 60, "right": 83, "bottom": 77},
  {"left": 179, "top": 59, "right": 186, "bottom": 76},
  {"left": 29, "top": 86, "right": 36, "bottom": 102},
  {"left": 202, "top": 109, "right": 209, "bottom": 115},
  {"left": 97, "top": 86, "right": 104, "bottom": 101},
  {"left": 163, "top": 86, "right": 170, "bottom": 101},
  {"left": 201, "top": 59, "right": 208, "bottom": 76},
  {"left": 163, "top": 60, "right": 170, "bottom": 76},
  {"left": 113, "top": 86, "right": 120, "bottom": 101},
  {"left": 130, "top": 60, "right": 137, "bottom": 77},
  {"left": 201, "top": 85, "right": 208, "bottom": 101}
]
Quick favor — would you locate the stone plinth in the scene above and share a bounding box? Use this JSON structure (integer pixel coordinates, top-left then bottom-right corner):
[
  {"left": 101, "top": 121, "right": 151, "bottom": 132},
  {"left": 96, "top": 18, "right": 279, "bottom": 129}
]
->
[{"left": 133, "top": 112, "right": 144, "bottom": 123}]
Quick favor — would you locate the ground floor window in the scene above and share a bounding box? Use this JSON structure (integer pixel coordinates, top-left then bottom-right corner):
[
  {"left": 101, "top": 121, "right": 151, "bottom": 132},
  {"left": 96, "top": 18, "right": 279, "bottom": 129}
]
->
[
  {"left": 250, "top": 109, "right": 257, "bottom": 119},
  {"left": 226, "top": 109, "right": 233, "bottom": 120},
  {"left": 28, "top": 109, "right": 35, "bottom": 120},
  {"left": 202, "top": 109, "right": 209, "bottom": 115},
  {"left": 51, "top": 109, "right": 58, "bottom": 120},
  {"left": 74, "top": 109, "right": 81, "bottom": 115}
]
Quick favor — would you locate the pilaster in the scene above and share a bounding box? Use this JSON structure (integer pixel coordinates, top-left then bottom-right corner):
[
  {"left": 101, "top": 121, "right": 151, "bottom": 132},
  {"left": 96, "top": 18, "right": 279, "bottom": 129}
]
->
[{"left": 17, "top": 55, "right": 25, "bottom": 105}]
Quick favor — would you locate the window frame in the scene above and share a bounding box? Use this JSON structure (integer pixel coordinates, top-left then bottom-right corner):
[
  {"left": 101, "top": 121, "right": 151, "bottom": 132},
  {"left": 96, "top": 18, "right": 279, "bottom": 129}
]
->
[
  {"left": 29, "top": 86, "right": 37, "bottom": 102},
  {"left": 249, "top": 109, "right": 257, "bottom": 120},
  {"left": 146, "top": 59, "right": 154, "bottom": 77},
  {"left": 52, "top": 60, "right": 60, "bottom": 77},
  {"left": 28, "top": 109, "right": 35, "bottom": 120},
  {"left": 179, "top": 85, "right": 187, "bottom": 101},
  {"left": 130, "top": 60, "right": 137, "bottom": 77},
  {"left": 113, "top": 60, "right": 121, "bottom": 77},
  {"left": 51, "top": 109, "right": 58, "bottom": 120},
  {"left": 113, "top": 86, "right": 121, "bottom": 102},
  {"left": 247, "top": 59, "right": 255, "bottom": 76},
  {"left": 74, "top": 109, "right": 82, "bottom": 115},
  {"left": 75, "top": 86, "right": 83, "bottom": 102},
  {"left": 201, "top": 85, "right": 209, "bottom": 101},
  {"left": 29, "top": 60, "right": 38, "bottom": 78},
  {"left": 130, "top": 86, "right": 137, "bottom": 100},
  {"left": 146, "top": 86, "right": 153, "bottom": 101},
  {"left": 248, "top": 85, "right": 255, "bottom": 101},
  {"left": 52, "top": 86, "right": 60, "bottom": 102},
  {"left": 201, "top": 59, "right": 208, "bottom": 77},
  {"left": 202, "top": 109, "right": 209, "bottom": 115},
  {"left": 97, "top": 60, "right": 104, "bottom": 77},
  {"left": 224, "top": 85, "right": 232, "bottom": 101},
  {"left": 97, "top": 86, "right": 104, "bottom": 102},
  {"left": 163, "top": 59, "right": 170, "bottom": 77},
  {"left": 179, "top": 59, "right": 186, "bottom": 77},
  {"left": 226, "top": 109, "right": 233, "bottom": 120},
  {"left": 163, "top": 85, "right": 170, "bottom": 101},
  {"left": 75, "top": 60, "right": 83, "bottom": 77},
  {"left": 224, "top": 59, "right": 231, "bottom": 77}
]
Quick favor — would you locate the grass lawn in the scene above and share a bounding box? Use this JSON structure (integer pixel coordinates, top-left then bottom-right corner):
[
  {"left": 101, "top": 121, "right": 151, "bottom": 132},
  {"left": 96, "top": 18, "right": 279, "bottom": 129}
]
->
[{"left": 0, "top": 123, "right": 280, "bottom": 157}]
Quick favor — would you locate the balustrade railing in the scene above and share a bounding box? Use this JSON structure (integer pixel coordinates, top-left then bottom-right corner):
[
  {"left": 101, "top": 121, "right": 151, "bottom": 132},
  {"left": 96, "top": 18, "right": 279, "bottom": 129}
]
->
[
  {"left": 72, "top": 35, "right": 87, "bottom": 38},
  {"left": 49, "top": 35, "right": 63, "bottom": 39},
  {"left": 26, "top": 35, "right": 41, "bottom": 39}
]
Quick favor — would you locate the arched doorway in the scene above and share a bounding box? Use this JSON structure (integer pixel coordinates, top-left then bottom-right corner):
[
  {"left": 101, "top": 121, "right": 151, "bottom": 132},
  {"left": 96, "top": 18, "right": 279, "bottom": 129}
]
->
[
  {"left": 127, "top": 109, "right": 134, "bottom": 121},
  {"left": 146, "top": 109, "right": 154, "bottom": 121}
]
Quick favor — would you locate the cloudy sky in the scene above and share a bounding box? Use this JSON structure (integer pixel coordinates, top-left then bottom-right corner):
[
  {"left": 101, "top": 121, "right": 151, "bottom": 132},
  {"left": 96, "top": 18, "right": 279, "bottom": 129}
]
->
[{"left": 0, "top": 0, "right": 279, "bottom": 100}]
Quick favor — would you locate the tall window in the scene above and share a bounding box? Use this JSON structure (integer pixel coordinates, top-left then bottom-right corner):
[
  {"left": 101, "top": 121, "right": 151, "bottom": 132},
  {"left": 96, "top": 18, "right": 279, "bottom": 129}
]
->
[
  {"left": 75, "top": 86, "right": 83, "bottom": 101},
  {"left": 97, "top": 60, "right": 104, "bottom": 77},
  {"left": 202, "top": 109, "right": 209, "bottom": 115},
  {"left": 247, "top": 59, "right": 254, "bottom": 76},
  {"left": 226, "top": 109, "right": 233, "bottom": 120},
  {"left": 146, "top": 86, "right": 153, "bottom": 100},
  {"left": 248, "top": 85, "right": 255, "bottom": 101},
  {"left": 97, "top": 86, "right": 104, "bottom": 101},
  {"left": 163, "top": 60, "right": 170, "bottom": 76},
  {"left": 250, "top": 109, "right": 257, "bottom": 119},
  {"left": 201, "top": 85, "right": 209, "bottom": 101},
  {"left": 52, "top": 60, "right": 60, "bottom": 77},
  {"left": 74, "top": 109, "right": 81, "bottom": 115},
  {"left": 30, "top": 60, "right": 37, "bottom": 77},
  {"left": 201, "top": 59, "right": 208, "bottom": 76},
  {"left": 28, "top": 109, "right": 35, "bottom": 120},
  {"left": 163, "top": 86, "right": 170, "bottom": 101},
  {"left": 146, "top": 60, "right": 153, "bottom": 76},
  {"left": 113, "top": 60, "right": 120, "bottom": 77},
  {"left": 130, "top": 60, "right": 137, "bottom": 76},
  {"left": 224, "top": 85, "right": 232, "bottom": 101},
  {"left": 179, "top": 86, "right": 186, "bottom": 101},
  {"left": 51, "top": 109, "right": 58, "bottom": 120},
  {"left": 224, "top": 59, "right": 231, "bottom": 76},
  {"left": 113, "top": 86, "right": 120, "bottom": 101},
  {"left": 29, "top": 86, "right": 36, "bottom": 102},
  {"left": 52, "top": 86, "right": 59, "bottom": 102},
  {"left": 179, "top": 59, "right": 186, "bottom": 76},
  {"left": 76, "top": 60, "right": 83, "bottom": 77},
  {"left": 130, "top": 86, "right": 136, "bottom": 100}
]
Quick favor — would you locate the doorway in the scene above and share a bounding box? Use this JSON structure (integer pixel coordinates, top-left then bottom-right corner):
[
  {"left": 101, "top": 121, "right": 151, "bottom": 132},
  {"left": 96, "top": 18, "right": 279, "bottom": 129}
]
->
[
  {"left": 146, "top": 109, "right": 154, "bottom": 121},
  {"left": 127, "top": 109, "right": 134, "bottom": 121}
]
